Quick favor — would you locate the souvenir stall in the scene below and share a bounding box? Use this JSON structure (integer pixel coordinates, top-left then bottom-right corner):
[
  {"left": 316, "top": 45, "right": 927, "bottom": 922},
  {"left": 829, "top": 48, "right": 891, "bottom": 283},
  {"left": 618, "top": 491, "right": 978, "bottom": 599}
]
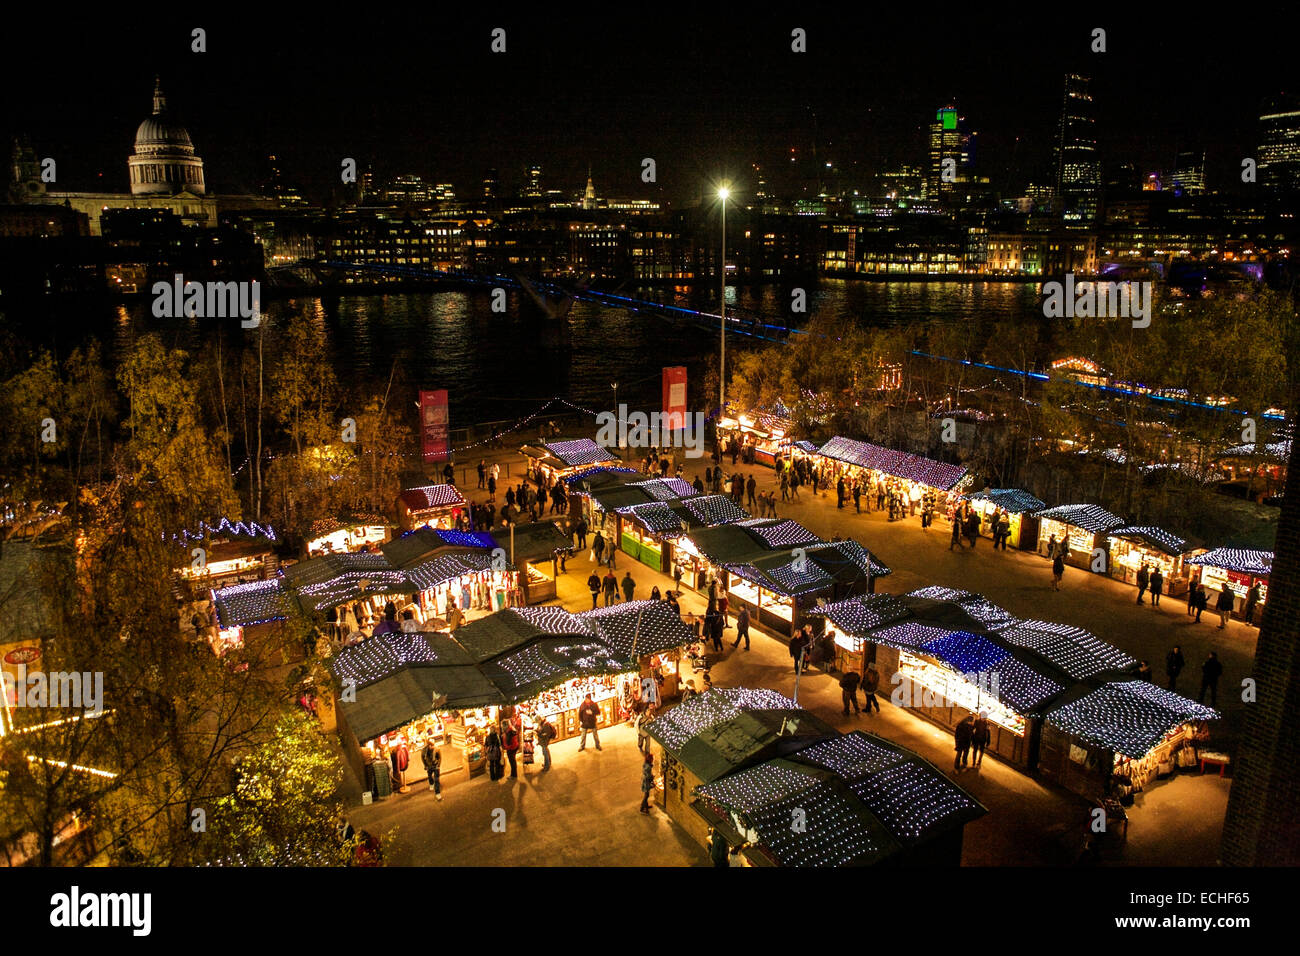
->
[
  {"left": 618, "top": 502, "right": 685, "bottom": 573},
  {"left": 520, "top": 438, "right": 622, "bottom": 486},
  {"left": 487, "top": 521, "right": 570, "bottom": 605},
  {"left": 585, "top": 599, "right": 697, "bottom": 701},
  {"left": 715, "top": 411, "right": 791, "bottom": 468},
  {"left": 1105, "top": 526, "right": 1201, "bottom": 597},
  {"left": 1038, "top": 680, "right": 1218, "bottom": 801},
  {"left": 1186, "top": 548, "right": 1273, "bottom": 620},
  {"left": 304, "top": 515, "right": 389, "bottom": 557},
  {"left": 666, "top": 499, "right": 756, "bottom": 592},
  {"left": 964, "top": 489, "right": 1046, "bottom": 549},
  {"left": 810, "top": 593, "right": 913, "bottom": 677},
  {"left": 172, "top": 518, "right": 279, "bottom": 588},
  {"left": 1034, "top": 504, "right": 1126, "bottom": 570},
  {"left": 397, "top": 484, "right": 468, "bottom": 532},
  {"left": 813, "top": 435, "right": 969, "bottom": 503},
  {"left": 282, "top": 552, "right": 416, "bottom": 635},
  {"left": 405, "top": 552, "right": 519, "bottom": 627}
]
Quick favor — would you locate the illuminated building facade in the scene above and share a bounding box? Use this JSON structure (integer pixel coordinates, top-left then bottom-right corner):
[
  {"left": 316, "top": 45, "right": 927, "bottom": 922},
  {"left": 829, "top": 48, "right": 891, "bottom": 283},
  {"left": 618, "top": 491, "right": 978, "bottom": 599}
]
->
[{"left": 1056, "top": 74, "right": 1101, "bottom": 228}]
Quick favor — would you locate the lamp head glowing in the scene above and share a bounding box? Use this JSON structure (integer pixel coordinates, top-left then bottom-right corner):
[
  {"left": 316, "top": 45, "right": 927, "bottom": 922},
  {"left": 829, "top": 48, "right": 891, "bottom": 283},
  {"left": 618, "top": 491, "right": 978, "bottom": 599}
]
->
[{"left": 718, "top": 186, "right": 731, "bottom": 201}]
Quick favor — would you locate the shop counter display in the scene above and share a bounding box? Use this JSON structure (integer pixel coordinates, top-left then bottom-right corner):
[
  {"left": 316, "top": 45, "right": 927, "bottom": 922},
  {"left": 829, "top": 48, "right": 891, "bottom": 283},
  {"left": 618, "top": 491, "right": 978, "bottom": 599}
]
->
[{"left": 621, "top": 527, "right": 665, "bottom": 572}]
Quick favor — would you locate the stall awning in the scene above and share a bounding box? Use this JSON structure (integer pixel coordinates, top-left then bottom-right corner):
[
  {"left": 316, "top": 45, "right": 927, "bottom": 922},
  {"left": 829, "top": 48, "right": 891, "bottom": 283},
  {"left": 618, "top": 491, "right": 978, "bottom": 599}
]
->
[
  {"left": 283, "top": 552, "right": 415, "bottom": 612},
  {"left": 478, "top": 636, "right": 627, "bottom": 704},
  {"left": 449, "top": 606, "right": 594, "bottom": 663},
  {"left": 1033, "top": 504, "right": 1126, "bottom": 534},
  {"left": 644, "top": 687, "right": 800, "bottom": 753},
  {"left": 540, "top": 439, "right": 620, "bottom": 468},
  {"left": 816, "top": 435, "right": 968, "bottom": 491},
  {"left": 583, "top": 600, "right": 693, "bottom": 658},
  {"left": 1043, "top": 680, "right": 1218, "bottom": 758},
  {"left": 213, "top": 579, "right": 293, "bottom": 627},
  {"left": 1107, "top": 526, "right": 1190, "bottom": 557},
  {"left": 728, "top": 554, "right": 835, "bottom": 596},
  {"left": 589, "top": 486, "right": 657, "bottom": 513},
  {"left": 1215, "top": 440, "right": 1290, "bottom": 462},
  {"left": 742, "top": 518, "right": 820, "bottom": 550},
  {"left": 491, "top": 521, "right": 571, "bottom": 564},
  {"left": 807, "top": 594, "right": 911, "bottom": 638},
  {"left": 382, "top": 528, "right": 496, "bottom": 569},
  {"left": 1186, "top": 548, "right": 1273, "bottom": 577},
  {"left": 399, "top": 484, "right": 467, "bottom": 515},
  {"left": 330, "top": 630, "right": 479, "bottom": 689},
  {"left": 339, "top": 667, "right": 505, "bottom": 744},
  {"left": 405, "top": 552, "right": 497, "bottom": 591},
  {"left": 804, "top": 540, "right": 892, "bottom": 581},
  {"left": 997, "top": 620, "right": 1135, "bottom": 681},
  {"left": 622, "top": 501, "right": 687, "bottom": 536},
  {"left": 967, "top": 488, "right": 1046, "bottom": 514},
  {"left": 630, "top": 477, "right": 698, "bottom": 501},
  {"left": 681, "top": 495, "right": 751, "bottom": 528}
]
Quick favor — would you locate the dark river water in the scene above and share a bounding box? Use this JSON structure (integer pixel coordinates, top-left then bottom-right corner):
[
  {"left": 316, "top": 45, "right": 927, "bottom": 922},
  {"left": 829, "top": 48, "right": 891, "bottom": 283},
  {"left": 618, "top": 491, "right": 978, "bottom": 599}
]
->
[{"left": 18, "top": 280, "right": 1044, "bottom": 424}]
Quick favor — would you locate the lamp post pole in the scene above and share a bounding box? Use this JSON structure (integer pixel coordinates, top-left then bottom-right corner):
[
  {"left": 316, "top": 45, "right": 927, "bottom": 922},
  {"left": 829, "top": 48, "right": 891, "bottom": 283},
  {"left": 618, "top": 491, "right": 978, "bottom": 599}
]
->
[{"left": 719, "top": 190, "right": 727, "bottom": 417}]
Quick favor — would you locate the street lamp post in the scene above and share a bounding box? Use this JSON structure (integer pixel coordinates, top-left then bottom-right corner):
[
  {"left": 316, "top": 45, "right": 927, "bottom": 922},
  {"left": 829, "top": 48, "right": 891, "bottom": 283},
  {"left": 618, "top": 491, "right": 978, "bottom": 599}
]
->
[{"left": 718, "top": 186, "right": 729, "bottom": 417}]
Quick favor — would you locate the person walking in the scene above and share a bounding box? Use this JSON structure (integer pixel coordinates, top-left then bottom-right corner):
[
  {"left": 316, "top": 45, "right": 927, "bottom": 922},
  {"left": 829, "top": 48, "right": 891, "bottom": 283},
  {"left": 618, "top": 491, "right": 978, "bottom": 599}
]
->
[
  {"left": 746, "top": 474, "right": 757, "bottom": 508},
  {"left": 1051, "top": 551, "right": 1065, "bottom": 590},
  {"left": 1193, "top": 583, "right": 1208, "bottom": 622},
  {"left": 790, "top": 630, "right": 809, "bottom": 674},
  {"left": 592, "top": 530, "right": 606, "bottom": 565},
  {"left": 1215, "top": 583, "right": 1235, "bottom": 629},
  {"left": 577, "top": 694, "right": 602, "bottom": 751},
  {"left": 732, "top": 606, "right": 751, "bottom": 650},
  {"left": 852, "top": 483, "right": 862, "bottom": 514},
  {"left": 1135, "top": 564, "right": 1149, "bottom": 605},
  {"left": 422, "top": 738, "right": 442, "bottom": 800},
  {"left": 954, "top": 715, "right": 975, "bottom": 770},
  {"left": 971, "top": 713, "right": 991, "bottom": 767},
  {"left": 639, "top": 752, "right": 654, "bottom": 814},
  {"left": 717, "top": 591, "right": 729, "bottom": 628},
  {"left": 1150, "top": 567, "right": 1163, "bottom": 607},
  {"left": 587, "top": 571, "right": 601, "bottom": 610},
  {"left": 710, "top": 609, "right": 725, "bottom": 653},
  {"left": 621, "top": 572, "right": 636, "bottom": 603},
  {"left": 839, "top": 669, "right": 861, "bottom": 716},
  {"left": 950, "top": 516, "right": 964, "bottom": 551},
  {"left": 862, "top": 663, "right": 881, "bottom": 713},
  {"left": 1199, "top": 652, "right": 1223, "bottom": 706},
  {"left": 502, "top": 718, "right": 521, "bottom": 779},
  {"left": 536, "top": 715, "right": 555, "bottom": 772},
  {"left": 1165, "top": 645, "right": 1185, "bottom": 692},
  {"left": 602, "top": 570, "right": 619, "bottom": 606},
  {"left": 484, "top": 728, "right": 503, "bottom": 781},
  {"left": 574, "top": 517, "right": 588, "bottom": 550}
]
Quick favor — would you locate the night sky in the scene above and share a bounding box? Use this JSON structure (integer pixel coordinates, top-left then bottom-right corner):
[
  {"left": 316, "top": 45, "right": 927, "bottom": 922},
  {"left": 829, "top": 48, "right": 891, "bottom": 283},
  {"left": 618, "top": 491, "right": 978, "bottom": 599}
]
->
[{"left": 2, "top": 9, "right": 1294, "bottom": 202}]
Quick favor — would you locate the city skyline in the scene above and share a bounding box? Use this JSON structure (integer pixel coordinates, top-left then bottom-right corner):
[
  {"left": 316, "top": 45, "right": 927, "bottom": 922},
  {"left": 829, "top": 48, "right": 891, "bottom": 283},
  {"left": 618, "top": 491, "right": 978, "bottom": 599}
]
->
[{"left": 4, "top": 12, "right": 1297, "bottom": 203}]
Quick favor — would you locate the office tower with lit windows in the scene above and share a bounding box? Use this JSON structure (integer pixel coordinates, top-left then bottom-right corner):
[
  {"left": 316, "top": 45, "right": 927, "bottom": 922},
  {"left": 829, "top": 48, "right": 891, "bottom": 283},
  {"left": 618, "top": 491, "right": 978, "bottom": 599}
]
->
[
  {"left": 1055, "top": 74, "right": 1100, "bottom": 227},
  {"left": 1171, "top": 150, "right": 1206, "bottom": 194},
  {"left": 1258, "top": 95, "right": 1300, "bottom": 193},
  {"left": 927, "top": 106, "right": 975, "bottom": 202}
]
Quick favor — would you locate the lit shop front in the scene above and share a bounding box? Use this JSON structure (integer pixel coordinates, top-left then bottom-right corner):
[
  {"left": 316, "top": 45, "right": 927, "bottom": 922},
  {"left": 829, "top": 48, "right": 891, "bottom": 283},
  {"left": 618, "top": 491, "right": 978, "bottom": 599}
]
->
[
  {"left": 1105, "top": 527, "right": 1200, "bottom": 597},
  {"left": 813, "top": 435, "right": 969, "bottom": 506},
  {"left": 520, "top": 438, "right": 623, "bottom": 485},
  {"left": 1186, "top": 548, "right": 1272, "bottom": 620},
  {"left": 406, "top": 553, "right": 521, "bottom": 624},
  {"left": 1034, "top": 504, "right": 1125, "bottom": 570},
  {"left": 490, "top": 521, "right": 571, "bottom": 605},
  {"left": 397, "top": 485, "right": 468, "bottom": 532},
  {"left": 965, "top": 489, "right": 1045, "bottom": 550},
  {"left": 305, "top": 516, "right": 388, "bottom": 556},
  {"left": 1037, "top": 680, "right": 1218, "bottom": 801},
  {"left": 211, "top": 578, "right": 294, "bottom": 654},
  {"left": 716, "top": 413, "right": 790, "bottom": 467}
]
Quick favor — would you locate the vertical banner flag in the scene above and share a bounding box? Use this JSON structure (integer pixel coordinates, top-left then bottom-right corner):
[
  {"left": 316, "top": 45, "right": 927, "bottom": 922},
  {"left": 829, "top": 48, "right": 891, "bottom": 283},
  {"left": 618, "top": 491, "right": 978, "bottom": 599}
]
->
[
  {"left": 420, "top": 389, "right": 450, "bottom": 463},
  {"left": 662, "top": 366, "right": 688, "bottom": 431}
]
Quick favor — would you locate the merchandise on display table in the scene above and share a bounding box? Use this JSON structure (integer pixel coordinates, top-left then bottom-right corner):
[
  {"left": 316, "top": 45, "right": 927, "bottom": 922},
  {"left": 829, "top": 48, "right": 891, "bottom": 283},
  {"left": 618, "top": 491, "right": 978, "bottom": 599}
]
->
[
  {"left": 621, "top": 523, "right": 665, "bottom": 572},
  {"left": 728, "top": 578, "right": 794, "bottom": 623},
  {"left": 897, "top": 651, "right": 1027, "bottom": 737}
]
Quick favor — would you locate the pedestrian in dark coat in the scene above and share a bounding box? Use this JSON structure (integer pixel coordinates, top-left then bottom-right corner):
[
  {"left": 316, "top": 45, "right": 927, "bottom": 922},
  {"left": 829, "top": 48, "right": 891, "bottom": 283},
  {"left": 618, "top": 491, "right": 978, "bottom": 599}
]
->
[
  {"left": 732, "top": 606, "right": 751, "bottom": 650},
  {"left": 1149, "top": 567, "right": 1163, "bottom": 606},
  {"left": 1199, "top": 652, "right": 1223, "bottom": 706},
  {"left": 1193, "top": 584, "right": 1208, "bottom": 622},
  {"left": 421, "top": 740, "right": 442, "bottom": 799},
  {"left": 790, "top": 631, "right": 809, "bottom": 674},
  {"left": 484, "top": 729, "right": 503, "bottom": 781},
  {"left": 954, "top": 715, "right": 975, "bottom": 769},
  {"left": 971, "top": 714, "right": 991, "bottom": 767},
  {"left": 639, "top": 752, "right": 654, "bottom": 814},
  {"left": 840, "top": 670, "right": 861, "bottom": 715},
  {"left": 1165, "top": 646, "right": 1185, "bottom": 692},
  {"left": 1136, "top": 564, "right": 1149, "bottom": 605},
  {"left": 587, "top": 572, "right": 601, "bottom": 609},
  {"left": 1215, "top": 584, "right": 1235, "bottom": 629},
  {"left": 862, "top": 664, "right": 881, "bottom": 712}
]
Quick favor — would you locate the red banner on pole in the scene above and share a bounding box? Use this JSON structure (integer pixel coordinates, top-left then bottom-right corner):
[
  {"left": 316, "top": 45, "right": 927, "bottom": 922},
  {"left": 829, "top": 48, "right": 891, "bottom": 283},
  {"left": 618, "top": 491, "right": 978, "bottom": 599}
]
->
[
  {"left": 662, "top": 367, "right": 688, "bottom": 431},
  {"left": 420, "top": 389, "right": 450, "bottom": 463}
]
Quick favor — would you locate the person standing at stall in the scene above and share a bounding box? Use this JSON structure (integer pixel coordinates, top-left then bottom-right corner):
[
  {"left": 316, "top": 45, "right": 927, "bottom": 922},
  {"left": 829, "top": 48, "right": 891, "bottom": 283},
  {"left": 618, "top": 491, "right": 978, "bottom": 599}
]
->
[
  {"left": 790, "top": 629, "right": 809, "bottom": 674},
  {"left": 972, "top": 713, "right": 991, "bottom": 768},
  {"left": 1136, "top": 564, "right": 1149, "bottom": 605},
  {"left": 1243, "top": 582, "right": 1261, "bottom": 626},
  {"left": 950, "top": 515, "right": 964, "bottom": 551},
  {"left": 1216, "top": 583, "right": 1235, "bottom": 629},
  {"left": 422, "top": 738, "right": 442, "bottom": 800},
  {"left": 639, "top": 752, "right": 655, "bottom": 814},
  {"left": 954, "top": 715, "right": 974, "bottom": 770},
  {"left": 1150, "top": 567, "right": 1163, "bottom": 607},
  {"left": 578, "top": 694, "right": 603, "bottom": 752},
  {"left": 836, "top": 476, "right": 846, "bottom": 510},
  {"left": 603, "top": 569, "right": 619, "bottom": 606},
  {"left": 484, "top": 728, "right": 503, "bottom": 781},
  {"left": 1193, "top": 583, "right": 1208, "bottom": 622},
  {"left": 536, "top": 715, "right": 556, "bottom": 772},
  {"left": 839, "top": 669, "right": 861, "bottom": 716},
  {"left": 503, "top": 718, "right": 521, "bottom": 779}
]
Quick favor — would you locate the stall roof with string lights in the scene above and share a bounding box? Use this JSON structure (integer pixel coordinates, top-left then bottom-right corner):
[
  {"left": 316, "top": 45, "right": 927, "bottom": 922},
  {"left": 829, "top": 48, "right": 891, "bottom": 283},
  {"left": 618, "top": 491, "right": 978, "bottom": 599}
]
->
[
  {"left": 1106, "top": 525, "right": 1194, "bottom": 557},
  {"left": 1186, "top": 548, "right": 1273, "bottom": 577},
  {"left": 282, "top": 552, "right": 416, "bottom": 613},
  {"left": 381, "top": 527, "right": 497, "bottom": 569},
  {"left": 814, "top": 435, "right": 968, "bottom": 491},
  {"left": 1033, "top": 504, "right": 1126, "bottom": 534},
  {"left": 521, "top": 438, "right": 621, "bottom": 474},
  {"left": 213, "top": 578, "right": 295, "bottom": 628},
  {"left": 966, "top": 488, "right": 1046, "bottom": 514},
  {"left": 693, "top": 730, "right": 986, "bottom": 867}
]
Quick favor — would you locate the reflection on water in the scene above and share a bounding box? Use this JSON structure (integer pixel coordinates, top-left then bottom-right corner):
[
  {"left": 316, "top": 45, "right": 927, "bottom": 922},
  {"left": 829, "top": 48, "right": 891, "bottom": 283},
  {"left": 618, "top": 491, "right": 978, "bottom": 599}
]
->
[{"left": 19, "top": 280, "right": 1040, "bottom": 421}]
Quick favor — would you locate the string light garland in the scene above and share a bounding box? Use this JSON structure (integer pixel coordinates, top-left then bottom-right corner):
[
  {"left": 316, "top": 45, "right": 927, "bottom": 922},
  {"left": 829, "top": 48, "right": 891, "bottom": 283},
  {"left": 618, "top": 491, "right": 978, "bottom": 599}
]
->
[
  {"left": 815, "top": 436, "right": 967, "bottom": 491},
  {"left": 749, "top": 519, "right": 820, "bottom": 550},
  {"left": 1107, "top": 526, "right": 1188, "bottom": 556},
  {"left": 213, "top": 579, "right": 291, "bottom": 627},
  {"left": 1033, "top": 504, "right": 1126, "bottom": 534},
  {"left": 582, "top": 600, "right": 693, "bottom": 658},
  {"left": 621, "top": 502, "right": 687, "bottom": 535},
  {"left": 966, "top": 489, "right": 1046, "bottom": 514},
  {"left": 1186, "top": 548, "right": 1273, "bottom": 577},
  {"left": 646, "top": 687, "right": 796, "bottom": 752},
  {"left": 1045, "top": 680, "right": 1218, "bottom": 758},
  {"left": 170, "top": 517, "right": 278, "bottom": 545},
  {"left": 399, "top": 484, "right": 468, "bottom": 511},
  {"left": 811, "top": 595, "right": 911, "bottom": 636},
  {"left": 542, "top": 439, "right": 620, "bottom": 468},
  {"left": 683, "top": 495, "right": 750, "bottom": 527},
  {"left": 999, "top": 620, "right": 1136, "bottom": 680},
  {"left": 630, "top": 477, "right": 698, "bottom": 501}
]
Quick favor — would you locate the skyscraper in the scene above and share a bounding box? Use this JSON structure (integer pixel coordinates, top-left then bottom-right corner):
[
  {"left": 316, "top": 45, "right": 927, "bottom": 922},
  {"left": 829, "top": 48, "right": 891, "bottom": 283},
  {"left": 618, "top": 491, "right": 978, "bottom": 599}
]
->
[
  {"left": 927, "top": 106, "right": 975, "bottom": 202},
  {"left": 1171, "top": 150, "right": 1207, "bottom": 195},
  {"left": 1055, "top": 74, "right": 1100, "bottom": 228},
  {"left": 1258, "top": 95, "right": 1300, "bottom": 193}
]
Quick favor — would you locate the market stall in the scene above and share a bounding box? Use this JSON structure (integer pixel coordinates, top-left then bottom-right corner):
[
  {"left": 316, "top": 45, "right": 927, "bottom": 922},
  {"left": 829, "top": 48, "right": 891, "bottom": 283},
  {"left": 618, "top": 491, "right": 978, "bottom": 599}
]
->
[
  {"left": 397, "top": 484, "right": 468, "bottom": 532},
  {"left": 964, "top": 489, "right": 1046, "bottom": 549},
  {"left": 1105, "top": 526, "right": 1201, "bottom": 597},
  {"left": 520, "top": 438, "right": 622, "bottom": 485},
  {"left": 1185, "top": 548, "right": 1273, "bottom": 621},
  {"left": 283, "top": 551, "right": 417, "bottom": 632},
  {"left": 814, "top": 435, "right": 969, "bottom": 499},
  {"left": 1038, "top": 679, "right": 1218, "bottom": 800},
  {"left": 304, "top": 515, "right": 389, "bottom": 557},
  {"left": 489, "top": 521, "right": 571, "bottom": 604},
  {"left": 211, "top": 578, "right": 294, "bottom": 654},
  {"left": 1034, "top": 504, "right": 1126, "bottom": 570},
  {"left": 716, "top": 410, "right": 793, "bottom": 468},
  {"left": 584, "top": 599, "right": 695, "bottom": 700}
]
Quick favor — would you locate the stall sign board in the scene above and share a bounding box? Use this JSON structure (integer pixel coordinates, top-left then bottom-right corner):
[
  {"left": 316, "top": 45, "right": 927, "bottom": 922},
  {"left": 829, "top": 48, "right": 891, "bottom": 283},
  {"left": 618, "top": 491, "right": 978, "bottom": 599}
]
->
[
  {"left": 420, "top": 389, "right": 450, "bottom": 463},
  {"left": 662, "top": 367, "right": 688, "bottom": 431}
]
